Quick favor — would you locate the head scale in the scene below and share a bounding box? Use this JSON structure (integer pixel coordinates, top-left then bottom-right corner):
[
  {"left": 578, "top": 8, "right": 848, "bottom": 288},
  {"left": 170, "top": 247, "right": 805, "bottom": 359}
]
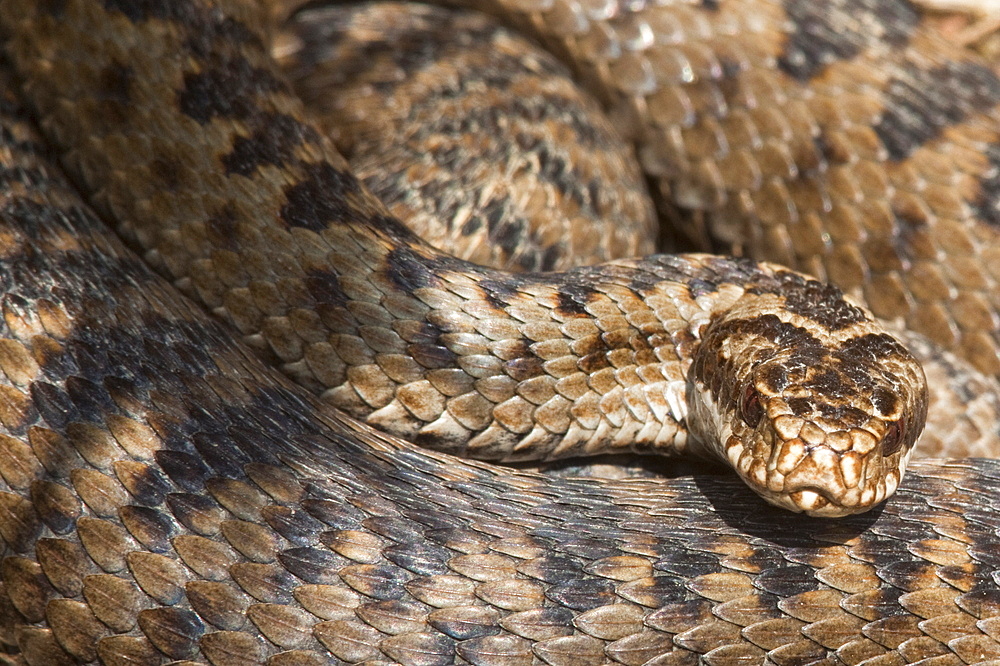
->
[{"left": 687, "top": 277, "right": 927, "bottom": 517}]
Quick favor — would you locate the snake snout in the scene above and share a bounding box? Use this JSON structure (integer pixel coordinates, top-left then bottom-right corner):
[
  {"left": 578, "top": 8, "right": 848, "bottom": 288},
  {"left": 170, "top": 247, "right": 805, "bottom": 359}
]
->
[
  {"left": 769, "top": 442, "right": 905, "bottom": 517},
  {"left": 723, "top": 375, "right": 917, "bottom": 518},
  {"left": 729, "top": 430, "right": 895, "bottom": 517}
]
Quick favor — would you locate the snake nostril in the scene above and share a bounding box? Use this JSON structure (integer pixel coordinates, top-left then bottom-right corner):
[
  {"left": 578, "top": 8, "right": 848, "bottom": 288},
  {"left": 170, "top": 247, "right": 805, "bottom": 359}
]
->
[
  {"left": 882, "top": 419, "right": 906, "bottom": 456},
  {"left": 740, "top": 384, "right": 764, "bottom": 428}
]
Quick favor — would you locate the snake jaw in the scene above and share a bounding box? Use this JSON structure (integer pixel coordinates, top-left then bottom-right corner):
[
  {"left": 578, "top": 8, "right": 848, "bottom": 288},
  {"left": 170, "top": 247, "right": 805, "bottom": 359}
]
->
[
  {"left": 724, "top": 368, "right": 924, "bottom": 516},
  {"left": 723, "top": 422, "right": 905, "bottom": 517},
  {"left": 691, "top": 315, "right": 928, "bottom": 517},
  {"left": 769, "top": 446, "right": 911, "bottom": 517}
]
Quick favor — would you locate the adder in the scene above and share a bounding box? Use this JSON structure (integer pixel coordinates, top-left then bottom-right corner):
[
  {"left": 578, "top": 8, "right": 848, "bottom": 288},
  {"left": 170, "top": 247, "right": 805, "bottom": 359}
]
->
[{"left": 0, "top": 0, "right": 999, "bottom": 664}]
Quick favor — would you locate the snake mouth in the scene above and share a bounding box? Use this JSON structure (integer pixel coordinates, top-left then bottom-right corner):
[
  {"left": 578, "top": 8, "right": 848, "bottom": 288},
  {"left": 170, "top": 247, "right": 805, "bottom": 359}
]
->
[
  {"left": 763, "top": 483, "right": 891, "bottom": 517},
  {"left": 724, "top": 431, "right": 905, "bottom": 517}
]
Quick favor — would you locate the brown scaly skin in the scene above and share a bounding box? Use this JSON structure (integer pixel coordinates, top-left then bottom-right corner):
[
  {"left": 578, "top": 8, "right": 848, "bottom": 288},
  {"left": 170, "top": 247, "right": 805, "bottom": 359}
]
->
[
  {"left": 274, "top": 2, "right": 659, "bottom": 273},
  {"left": 0, "top": 0, "right": 928, "bottom": 516},
  {"left": 0, "top": 71, "right": 999, "bottom": 665},
  {"left": 456, "top": 0, "right": 1000, "bottom": 378},
  {"left": 274, "top": 0, "right": 1000, "bottom": 461}
]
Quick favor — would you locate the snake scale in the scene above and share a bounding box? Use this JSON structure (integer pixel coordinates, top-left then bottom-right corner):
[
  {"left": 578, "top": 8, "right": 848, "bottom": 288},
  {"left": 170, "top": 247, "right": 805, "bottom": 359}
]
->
[{"left": 0, "top": 0, "right": 1000, "bottom": 664}]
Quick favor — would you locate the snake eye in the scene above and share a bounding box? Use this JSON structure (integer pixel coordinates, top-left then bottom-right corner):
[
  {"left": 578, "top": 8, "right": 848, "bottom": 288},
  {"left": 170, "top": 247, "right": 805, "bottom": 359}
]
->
[
  {"left": 740, "top": 384, "right": 763, "bottom": 428},
  {"left": 882, "top": 419, "right": 906, "bottom": 455}
]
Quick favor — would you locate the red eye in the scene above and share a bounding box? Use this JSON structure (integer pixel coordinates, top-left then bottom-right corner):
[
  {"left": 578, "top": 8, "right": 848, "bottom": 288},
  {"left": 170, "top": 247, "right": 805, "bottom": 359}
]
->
[
  {"left": 740, "top": 384, "right": 763, "bottom": 428},
  {"left": 882, "top": 419, "right": 906, "bottom": 455}
]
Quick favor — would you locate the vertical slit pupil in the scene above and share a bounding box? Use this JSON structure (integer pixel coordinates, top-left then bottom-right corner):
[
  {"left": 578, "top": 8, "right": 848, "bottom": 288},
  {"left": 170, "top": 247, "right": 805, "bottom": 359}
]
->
[
  {"left": 882, "top": 419, "right": 906, "bottom": 455},
  {"left": 741, "top": 384, "right": 763, "bottom": 427}
]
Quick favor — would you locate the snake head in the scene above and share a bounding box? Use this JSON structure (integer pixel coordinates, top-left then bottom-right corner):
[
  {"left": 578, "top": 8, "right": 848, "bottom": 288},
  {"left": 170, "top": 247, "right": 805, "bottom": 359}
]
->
[{"left": 688, "top": 288, "right": 928, "bottom": 518}]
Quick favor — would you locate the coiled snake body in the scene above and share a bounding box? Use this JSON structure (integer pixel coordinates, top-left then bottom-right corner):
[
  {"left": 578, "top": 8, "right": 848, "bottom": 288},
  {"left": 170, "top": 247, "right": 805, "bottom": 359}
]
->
[{"left": 0, "top": 0, "right": 998, "bottom": 664}]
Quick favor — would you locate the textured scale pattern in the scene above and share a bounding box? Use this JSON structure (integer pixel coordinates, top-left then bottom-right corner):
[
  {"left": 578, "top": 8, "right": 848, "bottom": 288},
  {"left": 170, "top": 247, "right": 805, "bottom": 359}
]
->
[
  {"left": 0, "top": 0, "right": 998, "bottom": 665},
  {"left": 275, "top": 2, "right": 659, "bottom": 273},
  {"left": 0, "top": 116, "right": 997, "bottom": 660},
  {"left": 452, "top": 0, "right": 1000, "bottom": 376},
  {"left": 0, "top": 0, "right": 934, "bottom": 517},
  {"left": 272, "top": 0, "right": 1000, "bottom": 462}
]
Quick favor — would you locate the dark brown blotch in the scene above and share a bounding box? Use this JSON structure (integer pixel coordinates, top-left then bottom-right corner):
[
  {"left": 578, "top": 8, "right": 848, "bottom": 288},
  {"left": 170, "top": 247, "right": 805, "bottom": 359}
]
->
[
  {"left": 759, "top": 364, "right": 789, "bottom": 395},
  {"left": 836, "top": 333, "right": 907, "bottom": 365},
  {"left": 871, "top": 387, "right": 900, "bottom": 418},
  {"left": 777, "top": 0, "right": 918, "bottom": 81},
  {"left": 279, "top": 162, "right": 370, "bottom": 232},
  {"left": 178, "top": 57, "right": 282, "bottom": 124},
  {"left": 768, "top": 272, "right": 866, "bottom": 330},
  {"left": 477, "top": 278, "right": 517, "bottom": 310},
  {"left": 874, "top": 61, "right": 1000, "bottom": 161},
  {"left": 459, "top": 214, "right": 483, "bottom": 237},
  {"left": 383, "top": 246, "right": 442, "bottom": 293},
  {"left": 556, "top": 283, "right": 598, "bottom": 317},
  {"left": 222, "top": 113, "right": 318, "bottom": 176},
  {"left": 483, "top": 201, "right": 521, "bottom": 255}
]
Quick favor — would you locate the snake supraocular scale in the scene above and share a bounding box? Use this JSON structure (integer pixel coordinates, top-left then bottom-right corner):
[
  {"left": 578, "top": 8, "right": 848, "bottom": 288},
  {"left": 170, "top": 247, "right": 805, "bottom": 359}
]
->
[{"left": 0, "top": 0, "right": 997, "bottom": 664}]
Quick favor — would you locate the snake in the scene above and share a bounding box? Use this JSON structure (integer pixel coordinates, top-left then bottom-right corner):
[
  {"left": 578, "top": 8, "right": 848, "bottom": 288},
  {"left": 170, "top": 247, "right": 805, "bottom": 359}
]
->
[
  {"left": 0, "top": 0, "right": 938, "bottom": 518},
  {"left": 0, "top": 0, "right": 999, "bottom": 664}
]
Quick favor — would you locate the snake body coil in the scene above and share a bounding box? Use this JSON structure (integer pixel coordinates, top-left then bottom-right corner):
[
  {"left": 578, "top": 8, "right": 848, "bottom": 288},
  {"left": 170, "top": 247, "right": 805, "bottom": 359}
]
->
[
  {"left": 1, "top": 0, "right": 929, "bottom": 516},
  {"left": 0, "top": 0, "right": 997, "bottom": 664}
]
